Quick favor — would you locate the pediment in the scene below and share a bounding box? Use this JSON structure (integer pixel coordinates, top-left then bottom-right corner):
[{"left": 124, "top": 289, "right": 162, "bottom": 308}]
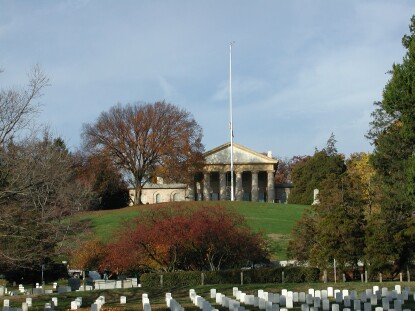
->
[{"left": 204, "top": 142, "right": 278, "bottom": 164}]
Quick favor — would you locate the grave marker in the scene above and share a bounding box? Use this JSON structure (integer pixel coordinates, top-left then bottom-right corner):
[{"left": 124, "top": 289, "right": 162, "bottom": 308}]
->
[
  {"left": 322, "top": 299, "right": 330, "bottom": 311},
  {"left": 364, "top": 302, "right": 371, "bottom": 311},
  {"left": 381, "top": 297, "right": 389, "bottom": 310},
  {"left": 353, "top": 299, "right": 361, "bottom": 311}
]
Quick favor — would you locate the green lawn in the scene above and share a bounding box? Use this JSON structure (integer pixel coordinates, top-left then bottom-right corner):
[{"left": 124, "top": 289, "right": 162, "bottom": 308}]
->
[{"left": 73, "top": 201, "right": 309, "bottom": 261}]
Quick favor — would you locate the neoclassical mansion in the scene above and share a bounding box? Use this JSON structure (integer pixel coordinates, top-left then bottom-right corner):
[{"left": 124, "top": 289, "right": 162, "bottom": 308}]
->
[{"left": 129, "top": 142, "right": 290, "bottom": 205}]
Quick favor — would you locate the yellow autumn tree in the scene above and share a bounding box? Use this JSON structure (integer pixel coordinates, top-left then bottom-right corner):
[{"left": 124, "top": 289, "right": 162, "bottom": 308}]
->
[{"left": 346, "top": 152, "right": 378, "bottom": 215}]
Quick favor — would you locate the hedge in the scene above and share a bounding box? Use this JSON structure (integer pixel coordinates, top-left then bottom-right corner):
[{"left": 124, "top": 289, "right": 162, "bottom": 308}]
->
[{"left": 140, "top": 266, "right": 320, "bottom": 288}]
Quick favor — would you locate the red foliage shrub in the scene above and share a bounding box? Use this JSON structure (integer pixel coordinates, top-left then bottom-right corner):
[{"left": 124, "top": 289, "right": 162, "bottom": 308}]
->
[{"left": 101, "top": 205, "right": 269, "bottom": 274}]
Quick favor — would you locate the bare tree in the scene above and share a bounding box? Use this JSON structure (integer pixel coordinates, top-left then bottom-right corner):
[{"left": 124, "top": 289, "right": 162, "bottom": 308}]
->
[
  {"left": 82, "top": 101, "right": 204, "bottom": 205},
  {"left": 0, "top": 133, "right": 91, "bottom": 270},
  {"left": 0, "top": 65, "right": 49, "bottom": 146}
]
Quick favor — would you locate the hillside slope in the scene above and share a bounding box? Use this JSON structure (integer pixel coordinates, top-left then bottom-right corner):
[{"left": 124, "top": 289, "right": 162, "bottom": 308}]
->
[{"left": 73, "top": 201, "right": 309, "bottom": 260}]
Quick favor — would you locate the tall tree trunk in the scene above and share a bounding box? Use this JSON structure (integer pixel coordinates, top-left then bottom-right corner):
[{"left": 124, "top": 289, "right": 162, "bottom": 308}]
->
[{"left": 134, "top": 184, "right": 142, "bottom": 205}]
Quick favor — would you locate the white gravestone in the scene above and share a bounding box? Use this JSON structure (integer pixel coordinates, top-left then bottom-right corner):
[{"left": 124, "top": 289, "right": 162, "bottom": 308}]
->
[
  {"left": 364, "top": 302, "right": 372, "bottom": 311},
  {"left": 314, "top": 297, "right": 321, "bottom": 308},
  {"left": 322, "top": 299, "right": 330, "bottom": 311},
  {"left": 52, "top": 297, "right": 58, "bottom": 307},
  {"left": 354, "top": 299, "right": 361, "bottom": 311}
]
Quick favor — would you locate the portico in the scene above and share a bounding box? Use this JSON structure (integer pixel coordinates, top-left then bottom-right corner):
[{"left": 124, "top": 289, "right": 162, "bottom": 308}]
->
[{"left": 194, "top": 143, "right": 278, "bottom": 202}]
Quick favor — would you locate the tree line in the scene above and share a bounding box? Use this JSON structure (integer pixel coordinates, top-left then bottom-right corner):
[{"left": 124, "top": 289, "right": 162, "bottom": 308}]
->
[{"left": 287, "top": 15, "right": 415, "bottom": 279}]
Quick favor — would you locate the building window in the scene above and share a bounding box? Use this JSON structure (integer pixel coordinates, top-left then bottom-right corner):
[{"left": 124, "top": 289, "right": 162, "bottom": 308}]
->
[{"left": 173, "top": 193, "right": 179, "bottom": 201}]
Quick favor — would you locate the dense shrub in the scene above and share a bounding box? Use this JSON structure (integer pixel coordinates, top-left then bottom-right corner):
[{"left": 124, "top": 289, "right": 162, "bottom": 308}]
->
[{"left": 102, "top": 205, "right": 269, "bottom": 274}]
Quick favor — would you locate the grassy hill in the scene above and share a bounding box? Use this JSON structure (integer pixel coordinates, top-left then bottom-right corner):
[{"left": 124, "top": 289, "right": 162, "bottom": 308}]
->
[{"left": 73, "top": 201, "right": 309, "bottom": 261}]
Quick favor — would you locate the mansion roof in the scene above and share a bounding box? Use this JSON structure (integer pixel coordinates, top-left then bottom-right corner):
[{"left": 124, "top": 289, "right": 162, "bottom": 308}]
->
[{"left": 204, "top": 142, "right": 278, "bottom": 165}]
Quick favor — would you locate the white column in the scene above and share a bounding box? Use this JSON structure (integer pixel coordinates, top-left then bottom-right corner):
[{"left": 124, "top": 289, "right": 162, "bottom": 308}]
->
[
  {"left": 236, "top": 171, "right": 243, "bottom": 201},
  {"left": 203, "top": 173, "right": 211, "bottom": 201},
  {"left": 267, "top": 170, "right": 275, "bottom": 203},
  {"left": 251, "top": 171, "right": 259, "bottom": 202},
  {"left": 219, "top": 172, "right": 226, "bottom": 200}
]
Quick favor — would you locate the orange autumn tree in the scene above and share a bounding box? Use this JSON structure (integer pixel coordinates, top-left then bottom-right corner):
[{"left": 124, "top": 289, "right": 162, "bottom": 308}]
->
[
  {"left": 102, "top": 205, "right": 269, "bottom": 274},
  {"left": 69, "top": 239, "right": 107, "bottom": 273}
]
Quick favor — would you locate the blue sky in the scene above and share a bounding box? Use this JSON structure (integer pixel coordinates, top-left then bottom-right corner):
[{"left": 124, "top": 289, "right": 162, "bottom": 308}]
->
[{"left": 0, "top": 0, "right": 413, "bottom": 158}]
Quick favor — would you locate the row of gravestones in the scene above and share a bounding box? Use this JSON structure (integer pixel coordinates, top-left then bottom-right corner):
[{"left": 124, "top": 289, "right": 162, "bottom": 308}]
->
[
  {"left": 0, "top": 277, "right": 140, "bottom": 298},
  {"left": 1, "top": 284, "right": 412, "bottom": 311},
  {"left": 184, "top": 285, "right": 413, "bottom": 311},
  {"left": 2, "top": 296, "right": 62, "bottom": 311},
  {"left": 0, "top": 283, "right": 59, "bottom": 297},
  {"left": 1, "top": 294, "right": 126, "bottom": 311}
]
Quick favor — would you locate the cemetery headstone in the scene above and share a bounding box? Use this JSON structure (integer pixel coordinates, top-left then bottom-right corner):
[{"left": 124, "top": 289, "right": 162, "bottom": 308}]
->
[
  {"left": 364, "top": 302, "right": 371, "bottom": 311},
  {"left": 395, "top": 285, "right": 402, "bottom": 295},
  {"left": 335, "top": 292, "right": 342, "bottom": 303},
  {"left": 382, "top": 297, "right": 389, "bottom": 310},
  {"left": 25, "top": 298, "right": 32, "bottom": 308},
  {"left": 314, "top": 297, "right": 321, "bottom": 308},
  {"left": 353, "top": 299, "right": 361, "bottom": 311},
  {"left": 308, "top": 289, "right": 315, "bottom": 297},
  {"left": 393, "top": 299, "right": 402, "bottom": 311},
  {"left": 280, "top": 295, "right": 286, "bottom": 307},
  {"left": 286, "top": 296, "right": 293, "bottom": 309},
  {"left": 210, "top": 289, "right": 216, "bottom": 299},
  {"left": 322, "top": 299, "right": 330, "bottom": 311},
  {"left": 299, "top": 292, "right": 306, "bottom": 303},
  {"left": 32, "top": 287, "right": 44, "bottom": 295},
  {"left": 52, "top": 297, "right": 58, "bottom": 307},
  {"left": 344, "top": 296, "right": 350, "bottom": 307},
  {"left": 68, "top": 278, "right": 81, "bottom": 291}
]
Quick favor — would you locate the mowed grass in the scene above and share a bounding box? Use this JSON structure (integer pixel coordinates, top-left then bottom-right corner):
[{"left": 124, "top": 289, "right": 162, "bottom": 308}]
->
[{"left": 73, "top": 201, "right": 309, "bottom": 261}]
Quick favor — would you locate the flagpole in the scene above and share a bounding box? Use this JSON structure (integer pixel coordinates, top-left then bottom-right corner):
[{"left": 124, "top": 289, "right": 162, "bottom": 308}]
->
[{"left": 230, "top": 42, "right": 235, "bottom": 201}]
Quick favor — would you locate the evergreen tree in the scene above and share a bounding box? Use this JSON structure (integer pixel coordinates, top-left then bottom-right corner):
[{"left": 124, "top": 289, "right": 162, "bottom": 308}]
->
[
  {"left": 288, "top": 169, "right": 366, "bottom": 278},
  {"left": 289, "top": 134, "right": 345, "bottom": 204},
  {"left": 365, "top": 15, "right": 415, "bottom": 275},
  {"left": 310, "top": 173, "right": 366, "bottom": 276}
]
